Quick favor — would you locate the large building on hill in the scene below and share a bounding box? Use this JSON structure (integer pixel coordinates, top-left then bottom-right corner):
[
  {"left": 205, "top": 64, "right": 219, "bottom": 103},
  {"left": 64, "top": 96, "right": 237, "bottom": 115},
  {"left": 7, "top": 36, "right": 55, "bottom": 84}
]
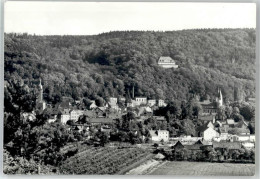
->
[{"left": 158, "top": 56, "right": 178, "bottom": 69}]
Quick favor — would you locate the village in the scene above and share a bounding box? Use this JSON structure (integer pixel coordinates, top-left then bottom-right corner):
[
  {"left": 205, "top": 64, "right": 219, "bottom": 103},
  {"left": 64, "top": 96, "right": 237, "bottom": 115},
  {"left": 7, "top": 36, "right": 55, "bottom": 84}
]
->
[{"left": 21, "top": 62, "right": 255, "bottom": 162}]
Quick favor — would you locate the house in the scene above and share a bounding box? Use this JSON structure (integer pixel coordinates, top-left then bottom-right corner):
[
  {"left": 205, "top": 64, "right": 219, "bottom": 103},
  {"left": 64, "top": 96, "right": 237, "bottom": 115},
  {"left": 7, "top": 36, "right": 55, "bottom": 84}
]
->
[
  {"left": 93, "top": 107, "right": 107, "bottom": 118},
  {"left": 236, "top": 128, "right": 251, "bottom": 135},
  {"left": 230, "top": 134, "right": 255, "bottom": 142},
  {"left": 137, "top": 106, "right": 153, "bottom": 116},
  {"left": 88, "top": 118, "right": 114, "bottom": 126},
  {"left": 172, "top": 141, "right": 184, "bottom": 150},
  {"left": 109, "top": 97, "right": 118, "bottom": 104},
  {"left": 108, "top": 97, "right": 119, "bottom": 111},
  {"left": 70, "top": 110, "right": 84, "bottom": 121},
  {"left": 89, "top": 100, "right": 97, "bottom": 109},
  {"left": 212, "top": 141, "right": 241, "bottom": 152},
  {"left": 226, "top": 119, "right": 235, "bottom": 127},
  {"left": 218, "top": 127, "right": 229, "bottom": 141},
  {"left": 48, "top": 114, "right": 57, "bottom": 123},
  {"left": 58, "top": 109, "right": 71, "bottom": 124},
  {"left": 158, "top": 56, "right": 178, "bottom": 69},
  {"left": 149, "top": 130, "right": 169, "bottom": 142},
  {"left": 84, "top": 110, "right": 95, "bottom": 118},
  {"left": 135, "top": 97, "right": 147, "bottom": 106},
  {"left": 198, "top": 100, "right": 218, "bottom": 115},
  {"left": 127, "top": 99, "right": 136, "bottom": 108},
  {"left": 198, "top": 114, "right": 216, "bottom": 124},
  {"left": 235, "top": 120, "right": 248, "bottom": 128},
  {"left": 59, "top": 101, "right": 71, "bottom": 109},
  {"left": 158, "top": 99, "right": 167, "bottom": 107},
  {"left": 148, "top": 99, "right": 156, "bottom": 107},
  {"left": 242, "top": 142, "right": 255, "bottom": 150},
  {"left": 197, "top": 125, "right": 219, "bottom": 141}
]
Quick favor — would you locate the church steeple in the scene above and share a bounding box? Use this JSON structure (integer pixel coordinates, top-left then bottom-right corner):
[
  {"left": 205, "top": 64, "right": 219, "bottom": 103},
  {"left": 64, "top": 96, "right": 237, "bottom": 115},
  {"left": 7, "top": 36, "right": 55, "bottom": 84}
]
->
[
  {"left": 38, "top": 79, "right": 43, "bottom": 102},
  {"left": 218, "top": 88, "right": 223, "bottom": 107}
]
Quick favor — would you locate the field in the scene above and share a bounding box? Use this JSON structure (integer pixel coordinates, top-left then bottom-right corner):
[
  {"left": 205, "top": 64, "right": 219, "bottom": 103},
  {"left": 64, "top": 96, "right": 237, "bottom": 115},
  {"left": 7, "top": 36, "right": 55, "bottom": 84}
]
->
[
  {"left": 147, "top": 161, "right": 255, "bottom": 176},
  {"left": 59, "top": 145, "right": 151, "bottom": 175}
]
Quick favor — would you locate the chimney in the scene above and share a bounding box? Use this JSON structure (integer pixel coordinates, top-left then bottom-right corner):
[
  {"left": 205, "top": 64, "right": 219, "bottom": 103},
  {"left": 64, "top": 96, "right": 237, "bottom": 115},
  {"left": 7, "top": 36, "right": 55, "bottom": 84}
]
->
[{"left": 132, "top": 85, "right": 134, "bottom": 99}]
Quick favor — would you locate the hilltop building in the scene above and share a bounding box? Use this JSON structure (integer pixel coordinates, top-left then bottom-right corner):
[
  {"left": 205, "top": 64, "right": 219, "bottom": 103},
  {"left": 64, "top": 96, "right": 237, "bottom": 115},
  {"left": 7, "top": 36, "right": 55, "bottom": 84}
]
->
[{"left": 158, "top": 56, "right": 178, "bottom": 69}]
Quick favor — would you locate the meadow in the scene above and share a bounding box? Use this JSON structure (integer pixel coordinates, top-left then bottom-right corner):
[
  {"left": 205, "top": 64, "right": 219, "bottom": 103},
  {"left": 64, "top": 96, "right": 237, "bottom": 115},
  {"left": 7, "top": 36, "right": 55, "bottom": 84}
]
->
[{"left": 148, "top": 161, "right": 255, "bottom": 176}]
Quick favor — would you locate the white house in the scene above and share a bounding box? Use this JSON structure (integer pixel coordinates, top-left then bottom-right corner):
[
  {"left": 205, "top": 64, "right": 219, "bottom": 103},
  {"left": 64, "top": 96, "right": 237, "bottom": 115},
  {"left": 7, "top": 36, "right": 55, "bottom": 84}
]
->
[
  {"left": 89, "top": 100, "right": 97, "bottom": 109},
  {"left": 61, "top": 114, "right": 70, "bottom": 124},
  {"left": 198, "top": 127, "right": 219, "bottom": 141},
  {"left": 70, "top": 110, "right": 84, "bottom": 121},
  {"left": 149, "top": 130, "right": 169, "bottom": 142},
  {"left": 135, "top": 97, "right": 147, "bottom": 106},
  {"left": 242, "top": 142, "right": 255, "bottom": 150},
  {"left": 158, "top": 99, "right": 167, "bottom": 107},
  {"left": 219, "top": 127, "right": 229, "bottom": 141},
  {"left": 158, "top": 56, "right": 178, "bottom": 69},
  {"left": 230, "top": 134, "right": 255, "bottom": 142},
  {"left": 148, "top": 99, "right": 156, "bottom": 107},
  {"left": 109, "top": 97, "right": 118, "bottom": 104}
]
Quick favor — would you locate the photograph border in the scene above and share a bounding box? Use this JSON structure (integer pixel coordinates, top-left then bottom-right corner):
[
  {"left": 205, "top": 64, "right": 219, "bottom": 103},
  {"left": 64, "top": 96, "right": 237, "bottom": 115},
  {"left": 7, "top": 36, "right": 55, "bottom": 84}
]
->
[{"left": 0, "top": 0, "right": 259, "bottom": 179}]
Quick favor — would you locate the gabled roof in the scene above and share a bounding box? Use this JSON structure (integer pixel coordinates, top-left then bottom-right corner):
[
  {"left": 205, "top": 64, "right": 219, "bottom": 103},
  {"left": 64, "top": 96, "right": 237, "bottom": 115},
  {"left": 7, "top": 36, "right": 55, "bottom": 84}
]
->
[
  {"left": 61, "top": 108, "right": 71, "bottom": 115},
  {"left": 213, "top": 142, "right": 241, "bottom": 150},
  {"left": 236, "top": 120, "right": 248, "bottom": 127},
  {"left": 219, "top": 127, "right": 228, "bottom": 133},
  {"left": 198, "top": 100, "right": 211, "bottom": 105},
  {"left": 158, "top": 56, "right": 175, "bottom": 63},
  {"left": 88, "top": 118, "right": 114, "bottom": 124},
  {"left": 236, "top": 128, "right": 250, "bottom": 134},
  {"left": 196, "top": 124, "right": 209, "bottom": 133},
  {"left": 172, "top": 141, "right": 184, "bottom": 148},
  {"left": 198, "top": 115, "right": 215, "bottom": 121},
  {"left": 149, "top": 130, "right": 158, "bottom": 137},
  {"left": 227, "top": 119, "right": 235, "bottom": 125},
  {"left": 184, "top": 144, "right": 202, "bottom": 150}
]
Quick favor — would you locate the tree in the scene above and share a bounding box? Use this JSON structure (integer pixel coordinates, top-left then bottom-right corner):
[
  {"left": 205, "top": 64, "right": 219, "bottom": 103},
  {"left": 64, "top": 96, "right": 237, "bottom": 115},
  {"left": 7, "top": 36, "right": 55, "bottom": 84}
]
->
[
  {"left": 233, "top": 114, "right": 244, "bottom": 122},
  {"left": 66, "top": 120, "right": 75, "bottom": 126},
  {"left": 78, "top": 115, "right": 88, "bottom": 124},
  {"left": 93, "top": 130, "right": 109, "bottom": 147},
  {"left": 239, "top": 104, "right": 255, "bottom": 121},
  {"left": 208, "top": 149, "right": 217, "bottom": 162},
  {"left": 95, "top": 97, "right": 104, "bottom": 107}
]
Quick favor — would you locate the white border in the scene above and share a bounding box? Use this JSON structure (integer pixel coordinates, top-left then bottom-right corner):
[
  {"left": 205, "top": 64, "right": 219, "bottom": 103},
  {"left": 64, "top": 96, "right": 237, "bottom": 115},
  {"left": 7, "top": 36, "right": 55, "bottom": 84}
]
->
[{"left": 0, "top": 1, "right": 259, "bottom": 179}]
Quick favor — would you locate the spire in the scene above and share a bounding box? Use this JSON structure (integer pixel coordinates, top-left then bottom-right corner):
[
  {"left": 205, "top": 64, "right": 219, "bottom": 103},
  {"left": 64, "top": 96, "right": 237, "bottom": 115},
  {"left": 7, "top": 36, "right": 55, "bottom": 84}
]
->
[
  {"left": 38, "top": 79, "right": 43, "bottom": 101},
  {"left": 39, "top": 78, "right": 42, "bottom": 90}
]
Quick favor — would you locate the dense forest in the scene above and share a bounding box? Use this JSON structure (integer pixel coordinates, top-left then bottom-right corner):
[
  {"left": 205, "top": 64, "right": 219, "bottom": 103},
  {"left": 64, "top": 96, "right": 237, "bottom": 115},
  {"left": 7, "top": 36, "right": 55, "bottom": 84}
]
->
[{"left": 4, "top": 28, "right": 256, "bottom": 104}]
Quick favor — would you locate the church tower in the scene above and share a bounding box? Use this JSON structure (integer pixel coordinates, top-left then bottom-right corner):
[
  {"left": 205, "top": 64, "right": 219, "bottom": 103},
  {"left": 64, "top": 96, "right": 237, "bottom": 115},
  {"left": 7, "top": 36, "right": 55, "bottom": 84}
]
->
[
  {"left": 38, "top": 79, "right": 43, "bottom": 102},
  {"left": 216, "top": 88, "right": 223, "bottom": 107},
  {"left": 218, "top": 88, "right": 223, "bottom": 107},
  {"left": 36, "top": 79, "right": 46, "bottom": 112}
]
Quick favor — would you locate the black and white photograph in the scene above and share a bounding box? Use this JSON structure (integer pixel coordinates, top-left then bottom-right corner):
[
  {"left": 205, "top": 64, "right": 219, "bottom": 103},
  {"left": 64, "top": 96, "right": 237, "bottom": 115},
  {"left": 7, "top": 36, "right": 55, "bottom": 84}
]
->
[{"left": 2, "top": 1, "right": 257, "bottom": 176}]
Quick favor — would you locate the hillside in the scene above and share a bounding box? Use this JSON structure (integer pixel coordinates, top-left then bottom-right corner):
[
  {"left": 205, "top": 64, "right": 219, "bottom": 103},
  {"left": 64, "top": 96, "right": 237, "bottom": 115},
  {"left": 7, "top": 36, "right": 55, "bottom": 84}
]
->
[{"left": 4, "top": 29, "right": 256, "bottom": 104}]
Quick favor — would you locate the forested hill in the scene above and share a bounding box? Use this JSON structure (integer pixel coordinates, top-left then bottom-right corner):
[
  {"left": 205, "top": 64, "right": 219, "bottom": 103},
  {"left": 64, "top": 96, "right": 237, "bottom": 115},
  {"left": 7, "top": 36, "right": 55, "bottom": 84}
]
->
[{"left": 4, "top": 29, "right": 256, "bottom": 104}]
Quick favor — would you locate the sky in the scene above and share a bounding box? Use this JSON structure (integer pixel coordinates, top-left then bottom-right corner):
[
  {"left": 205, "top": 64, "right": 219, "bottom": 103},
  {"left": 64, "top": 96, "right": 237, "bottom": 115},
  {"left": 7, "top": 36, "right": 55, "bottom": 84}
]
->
[{"left": 4, "top": 2, "right": 256, "bottom": 35}]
